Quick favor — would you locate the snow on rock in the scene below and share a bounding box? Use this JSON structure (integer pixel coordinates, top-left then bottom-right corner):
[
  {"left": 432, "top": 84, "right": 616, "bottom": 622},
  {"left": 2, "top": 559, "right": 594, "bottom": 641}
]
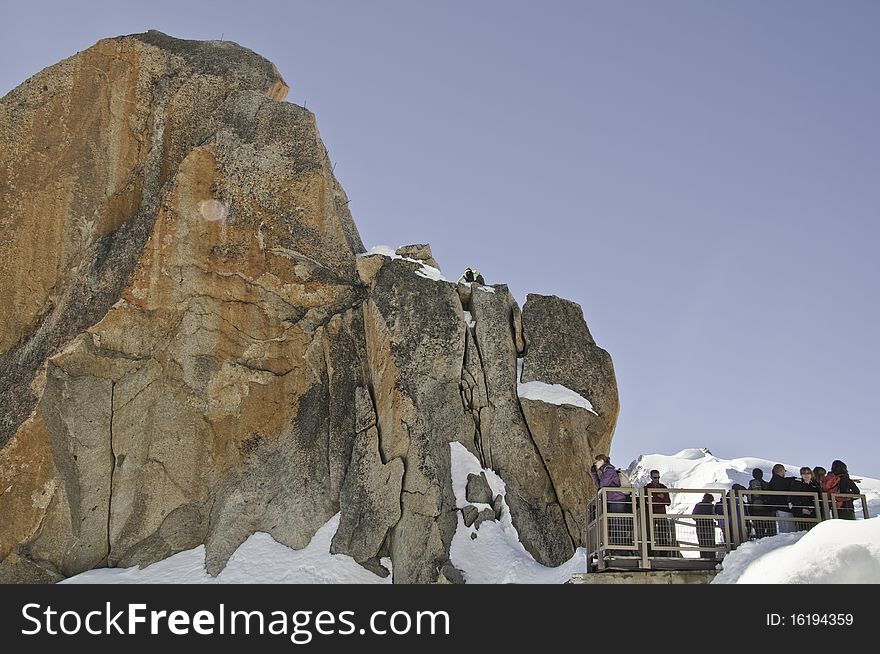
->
[
  {"left": 515, "top": 359, "right": 596, "bottom": 414},
  {"left": 462, "top": 310, "right": 476, "bottom": 328},
  {"left": 360, "top": 244, "right": 447, "bottom": 282},
  {"left": 448, "top": 442, "right": 585, "bottom": 583},
  {"left": 360, "top": 245, "right": 399, "bottom": 258},
  {"left": 475, "top": 285, "right": 496, "bottom": 294},
  {"left": 414, "top": 265, "right": 446, "bottom": 281},
  {"left": 62, "top": 514, "right": 392, "bottom": 584},
  {"left": 713, "top": 517, "right": 880, "bottom": 584}
]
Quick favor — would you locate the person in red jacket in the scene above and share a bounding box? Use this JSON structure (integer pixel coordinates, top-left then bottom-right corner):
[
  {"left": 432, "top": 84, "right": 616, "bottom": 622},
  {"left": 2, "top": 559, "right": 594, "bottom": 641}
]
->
[
  {"left": 644, "top": 470, "right": 677, "bottom": 556},
  {"left": 823, "top": 460, "right": 861, "bottom": 520}
]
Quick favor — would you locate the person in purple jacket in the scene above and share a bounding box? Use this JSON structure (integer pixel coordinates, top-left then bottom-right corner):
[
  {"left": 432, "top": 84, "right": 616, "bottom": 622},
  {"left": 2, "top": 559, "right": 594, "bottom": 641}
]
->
[{"left": 590, "top": 454, "right": 632, "bottom": 553}]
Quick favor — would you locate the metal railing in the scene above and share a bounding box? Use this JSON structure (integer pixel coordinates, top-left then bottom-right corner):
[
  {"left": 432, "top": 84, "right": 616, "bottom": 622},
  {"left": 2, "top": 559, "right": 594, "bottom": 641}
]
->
[{"left": 586, "top": 486, "right": 870, "bottom": 572}]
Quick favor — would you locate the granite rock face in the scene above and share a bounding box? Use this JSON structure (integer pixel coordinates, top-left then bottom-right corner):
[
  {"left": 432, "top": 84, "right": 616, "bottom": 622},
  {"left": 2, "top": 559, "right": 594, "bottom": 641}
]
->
[
  {"left": 330, "top": 387, "right": 403, "bottom": 565},
  {"left": 0, "top": 32, "right": 618, "bottom": 583},
  {"left": 520, "top": 294, "right": 620, "bottom": 546},
  {"left": 0, "top": 31, "right": 364, "bottom": 582}
]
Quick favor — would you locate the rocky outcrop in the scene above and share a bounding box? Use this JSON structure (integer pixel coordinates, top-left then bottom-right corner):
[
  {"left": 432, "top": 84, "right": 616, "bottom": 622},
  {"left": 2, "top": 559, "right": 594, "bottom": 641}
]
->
[
  {"left": 0, "top": 32, "right": 618, "bottom": 583},
  {"left": 463, "top": 285, "right": 573, "bottom": 565},
  {"left": 330, "top": 388, "right": 403, "bottom": 564},
  {"left": 394, "top": 244, "right": 439, "bottom": 269},
  {"left": 359, "top": 254, "right": 466, "bottom": 584},
  {"left": 0, "top": 31, "right": 365, "bottom": 582},
  {"left": 519, "top": 294, "right": 620, "bottom": 546}
]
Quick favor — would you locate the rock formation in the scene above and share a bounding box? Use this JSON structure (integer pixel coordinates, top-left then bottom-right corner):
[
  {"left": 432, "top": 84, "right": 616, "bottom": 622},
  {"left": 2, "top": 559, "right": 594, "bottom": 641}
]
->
[{"left": 0, "top": 32, "right": 618, "bottom": 583}]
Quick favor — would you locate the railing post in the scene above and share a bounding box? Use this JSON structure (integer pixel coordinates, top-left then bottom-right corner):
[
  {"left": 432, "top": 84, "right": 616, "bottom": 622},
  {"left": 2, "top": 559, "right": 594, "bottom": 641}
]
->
[
  {"left": 639, "top": 487, "right": 649, "bottom": 569},
  {"left": 737, "top": 489, "right": 749, "bottom": 545},
  {"left": 585, "top": 496, "right": 593, "bottom": 572},
  {"left": 599, "top": 489, "right": 608, "bottom": 571},
  {"left": 819, "top": 493, "right": 830, "bottom": 521},
  {"left": 724, "top": 491, "right": 736, "bottom": 549}
]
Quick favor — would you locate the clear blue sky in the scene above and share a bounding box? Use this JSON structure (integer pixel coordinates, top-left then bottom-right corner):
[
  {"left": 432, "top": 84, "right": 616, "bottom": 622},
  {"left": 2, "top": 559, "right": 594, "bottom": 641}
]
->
[{"left": 2, "top": 1, "right": 878, "bottom": 476}]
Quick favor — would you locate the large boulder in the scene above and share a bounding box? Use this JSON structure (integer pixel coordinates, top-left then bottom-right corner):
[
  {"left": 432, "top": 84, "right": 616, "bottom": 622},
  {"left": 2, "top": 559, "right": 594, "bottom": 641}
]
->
[{"left": 0, "top": 31, "right": 366, "bottom": 581}]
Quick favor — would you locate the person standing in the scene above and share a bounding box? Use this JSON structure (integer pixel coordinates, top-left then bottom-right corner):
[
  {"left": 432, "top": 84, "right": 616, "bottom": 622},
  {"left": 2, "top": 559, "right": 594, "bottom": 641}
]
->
[
  {"left": 768, "top": 464, "right": 796, "bottom": 533},
  {"left": 790, "top": 467, "right": 821, "bottom": 530},
  {"left": 693, "top": 493, "right": 717, "bottom": 559},
  {"left": 823, "top": 460, "right": 861, "bottom": 520},
  {"left": 590, "top": 454, "right": 631, "bottom": 553},
  {"left": 748, "top": 468, "right": 774, "bottom": 538},
  {"left": 644, "top": 470, "right": 676, "bottom": 556}
]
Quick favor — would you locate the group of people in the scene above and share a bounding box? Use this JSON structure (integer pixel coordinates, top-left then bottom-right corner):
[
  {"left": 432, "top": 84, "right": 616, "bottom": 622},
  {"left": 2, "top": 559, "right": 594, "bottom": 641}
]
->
[
  {"left": 739, "top": 460, "right": 862, "bottom": 533},
  {"left": 590, "top": 454, "right": 863, "bottom": 558}
]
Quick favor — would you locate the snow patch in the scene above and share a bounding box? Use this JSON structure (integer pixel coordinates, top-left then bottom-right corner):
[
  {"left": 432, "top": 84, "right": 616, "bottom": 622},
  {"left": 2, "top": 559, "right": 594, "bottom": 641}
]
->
[
  {"left": 449, "top": 442, "right": 585, "bottom": 583},
  {"left": 515, "top": 359, "right": 597, "bottom": 414},
  {"left": 62, "top": 514, "right": 392, "bottom": 584},
  {"left": 462, "top": 310, "right": 476, "bottom": 328},
  {"left": 713, "top": 518, "right": 880, "bottom": 583},
  {"left": 414, "top": 265, "right": 446, "bottom": 282},
  {"left": 360, "top": 245, "right": 398, "bottom": 258}
]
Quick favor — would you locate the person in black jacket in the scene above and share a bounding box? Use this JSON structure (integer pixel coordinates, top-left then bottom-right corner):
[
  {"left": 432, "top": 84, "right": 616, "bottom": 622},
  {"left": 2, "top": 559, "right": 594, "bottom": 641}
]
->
[
  {"left": 693, "top": 493, "right": 717, "bottom": 559},
  {"left": 768, "top": 464, "right": 796, "bottom": 533},
  {"left": 790, "top": 467, "right": 821, "bottom": 530},
  {"left": 748, "top": 468, "right": 774, "bottom": 538}
]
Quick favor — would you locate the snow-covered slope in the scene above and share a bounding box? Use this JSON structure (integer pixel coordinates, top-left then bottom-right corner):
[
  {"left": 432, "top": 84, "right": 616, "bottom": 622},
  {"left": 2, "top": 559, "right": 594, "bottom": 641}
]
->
[
  {"left": 448, "top": 442, "right": 585, "bottom": 583},
  {"left": 62, "top": 514, "right": 393, "bottom": 584},
  {"left": 63, "top": 447, "right": 879, "bottom": 584},
  {"left": 712, "top": 517, "right": 880, "bottom": 583}
]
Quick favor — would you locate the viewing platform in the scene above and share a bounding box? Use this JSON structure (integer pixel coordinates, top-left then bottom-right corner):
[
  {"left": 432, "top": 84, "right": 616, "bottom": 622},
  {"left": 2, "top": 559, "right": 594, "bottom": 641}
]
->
[{"left": 579, "top": 486, "right": 869, "bottom": 581}]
